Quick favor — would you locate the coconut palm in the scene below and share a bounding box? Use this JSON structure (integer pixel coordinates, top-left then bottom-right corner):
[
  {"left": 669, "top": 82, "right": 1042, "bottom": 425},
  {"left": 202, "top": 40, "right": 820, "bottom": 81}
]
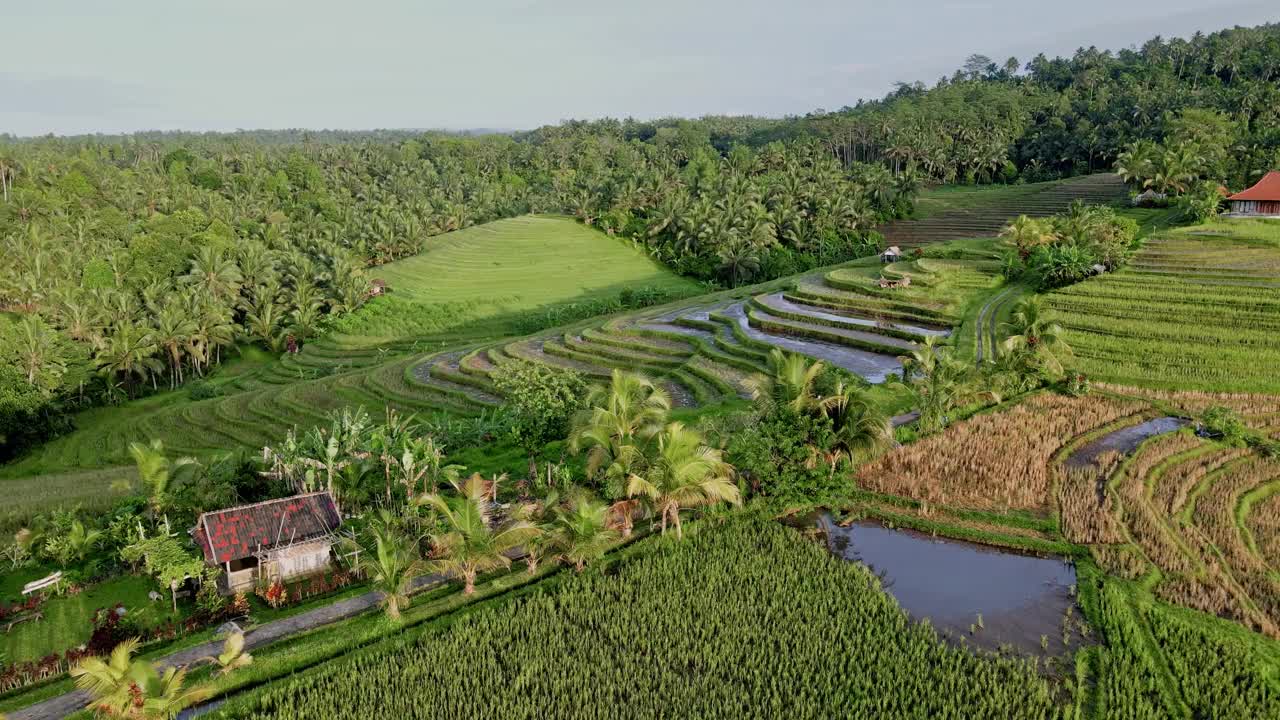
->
[
  {"left": 355, "top": 525, "right": 420, "bottom": 620},
  {"left": 56, "top": 519, "right": 105, "bottom": 566},
  {"left": 419, "top": 475, "right": 540, "bottom": 594},
  {"left": 552, "top": 494, "right": 619, "bottom": 572},
  {"left": 153, "top": 302, "right": 195, "bottom": 388},
  {"left": 570, "top": 370, "right": 671, "bottom": 492},
  {"left": 182, "top": 246, "right": 243, "bottom": 304},
  {"left": 999, "top": 215, "right": 1057, "bottom": 257},
  {"left": 626, "top": 422, "right": 740, "bottom": 538},
  {"left": 128, "top": 440, "right": 200, "bottom": 518},
  {"left": 95, "top": 322, "right": 161, "bottom": 393},
  {"left": 820, "top": 382, "right": 894, "bottom": 474},
  {"left": 717, "top": 240, "right": 761, "bottom": 287},
  {"left": 16, "top": 316, "right": 64, "bottom": 385},
  {"left": 746, "top": 349, "right": 827, "bottom": 415},
  {"left": 203, "top": 632, "right": 253, "bottom": 676},
  {"left": 72, "top": 637, "right": 143, "bottom": 717},
  {"left": 72, "top": 638, "right": 210, "bottom": 720},
  {"left": 1000, "top": 297, "right": 1071, "bottom": 376},
  {"left": 898, "top": 345, "right": 996, "bottom": 433}
]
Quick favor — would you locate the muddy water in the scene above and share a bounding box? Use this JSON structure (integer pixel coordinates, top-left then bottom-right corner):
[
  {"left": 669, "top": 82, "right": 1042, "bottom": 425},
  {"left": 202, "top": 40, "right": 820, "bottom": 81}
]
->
[
  {"left": 820, "top": 517, "right": 1079, "bottom": 657},
  {"left": 1065, "top": 417, "right": 1188, "bottom": 471},
  {"left": 760, "top": 292, "right": 951, "bottom": 338},
  {"left": 722, "top": 302, "right": 903, "bottom": 384}
]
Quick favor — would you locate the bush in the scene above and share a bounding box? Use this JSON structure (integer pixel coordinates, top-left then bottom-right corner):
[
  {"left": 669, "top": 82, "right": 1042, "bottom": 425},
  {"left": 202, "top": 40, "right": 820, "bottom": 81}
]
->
[
  {"left": 726, "top": 410, "right": 842, "bottom": 502},
  {"left": 188, "top": 380, "right": 222, "bottom": 400}
]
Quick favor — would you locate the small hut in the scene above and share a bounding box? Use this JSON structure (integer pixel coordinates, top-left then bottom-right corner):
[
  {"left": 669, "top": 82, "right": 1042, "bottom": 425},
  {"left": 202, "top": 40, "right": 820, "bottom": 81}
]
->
[
  {"left": 367, "top": 278, "right": 389, "bottom": 297},
  {"left": 1226, "top": 172, "right": 1280, "bottom": 217},
  {"left": 194, "top": 492, "right": 342, "bottom": 594},
  {"left": 881, "top": 246, "right": 902, "bottom": 263},
  {"left": 1131, "top": 188, "right": 1167, "bottom": 207}
]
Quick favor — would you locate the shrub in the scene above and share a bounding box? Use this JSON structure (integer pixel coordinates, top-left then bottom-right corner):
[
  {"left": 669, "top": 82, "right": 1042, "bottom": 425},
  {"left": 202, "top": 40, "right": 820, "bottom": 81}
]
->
[{"left": 188, "top": 380, "right": 222, "bottom": 401}]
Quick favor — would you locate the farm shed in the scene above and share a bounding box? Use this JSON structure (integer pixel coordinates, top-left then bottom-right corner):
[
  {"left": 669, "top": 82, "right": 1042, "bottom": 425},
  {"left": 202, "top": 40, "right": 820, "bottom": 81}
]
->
[
  {"left": 881, "top": 246, "right": 902, "bottom": 263},
  {"left": 1226, "top": 171, "right": 1280, "bottom": 217},
  {"left": 194, "top": 491, "right": 342, "bottom": 594}
]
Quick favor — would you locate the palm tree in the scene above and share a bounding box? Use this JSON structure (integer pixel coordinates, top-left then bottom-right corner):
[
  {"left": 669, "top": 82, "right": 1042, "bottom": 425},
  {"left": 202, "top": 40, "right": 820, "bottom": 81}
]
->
[
  {"left": 72, "top": 638, "right": 210, "bottom": 720},
  {"left": 245, "top": 298, "right": 285, "bottom": 352},
  {"left": 139, "top": 667, "right": 208, "bottom": 720},
  {"left": 202, "top": 632, "right": 253, "bottom": 676},
  {"left": 552, "top": 494, "right": 619, "bottom": 572},
  {"left": 153, "top": 303, "right": 195, "bottom": 388},
  {"left": 999, "top": 215, "right": 1056, "bottom": 257},
  {"left": 355, "top": 525, "right": 420, "bottom": 620},
  {"left": 59, "top": 519, "right": 104, "bottom": 566},
  {"left": 16, "top": 316, "right": 64, "bottom": 385},
  {"left": 898, "top": 343, "right": 995, "bottom": 433},
  {"left": 127, "top": 440, "right": 200, "bottom": 518},
  {"left": 1000, "top": 297, "right": 1071, "bottom": 376},
  {"left": 819, "top": 382, "right": 894, "bottom": 476},
  {"left": 570, "top": 370, "right": 670, "bottom": 493},
  {"left": 95, "top": 322, "right": 160, "bottom": 394},
  {"left": 419, "top": 475, "right": 540, "bottom": 594},
  {"left": 626, "top": 422, "right": 740, "bottom": 539},
  {"left": 72, "top": 637, "right": 142, "bottom": 717},
  {"left": 745, "top": 349, "right": 827, "bottom": 415},
  {"left": 716, "top": 240, "right": 761, "bottom": 287},
  {"left": 182, "top": 247, "right": 243, "bottom": 304}
]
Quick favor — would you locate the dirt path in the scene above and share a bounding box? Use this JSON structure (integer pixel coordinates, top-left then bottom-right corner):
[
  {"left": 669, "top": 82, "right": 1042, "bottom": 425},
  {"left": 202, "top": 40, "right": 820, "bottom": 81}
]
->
[
  {"left": 7, "top": 572, "right": 450, "bottom": 720},
  {"left": 973, "top": 286, "right": 1017, "bottom": 364}
]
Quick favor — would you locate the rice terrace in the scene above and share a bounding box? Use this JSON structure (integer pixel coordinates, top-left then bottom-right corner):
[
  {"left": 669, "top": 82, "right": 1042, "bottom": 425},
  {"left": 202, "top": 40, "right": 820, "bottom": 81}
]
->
[{"left": 2, "top": 8, "right": 1280, "bottom": 720}]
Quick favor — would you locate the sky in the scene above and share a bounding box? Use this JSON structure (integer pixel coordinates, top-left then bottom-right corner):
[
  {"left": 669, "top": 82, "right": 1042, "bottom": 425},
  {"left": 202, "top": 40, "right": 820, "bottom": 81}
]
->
[{"left": 1, "top": 0, "right": 1274, "bottom": 136}]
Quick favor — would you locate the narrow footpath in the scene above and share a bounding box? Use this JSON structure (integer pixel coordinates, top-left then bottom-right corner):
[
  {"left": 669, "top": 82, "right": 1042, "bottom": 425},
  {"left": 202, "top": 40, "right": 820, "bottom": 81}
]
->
[{"left": 8, "top": 572, "right": 449, "bottom": 720}]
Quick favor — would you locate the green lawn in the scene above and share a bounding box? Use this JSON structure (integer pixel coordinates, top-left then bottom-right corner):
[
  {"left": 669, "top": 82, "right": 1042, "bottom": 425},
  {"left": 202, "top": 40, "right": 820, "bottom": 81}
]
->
[
  {"left": 327, "top": 215, "right": 701, "bottom": 345},
  {"left": 2, "top": 575, "right": 176, "bottom": 663}
]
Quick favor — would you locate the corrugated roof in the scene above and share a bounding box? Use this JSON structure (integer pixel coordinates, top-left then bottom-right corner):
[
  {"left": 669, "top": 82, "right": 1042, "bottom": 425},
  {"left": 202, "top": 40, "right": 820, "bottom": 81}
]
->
[
  {"left": 194, "top": 491, "right": 340, "bottom": 564},
  {"left": 1228, "top": 171, "right": 1280, "bottom": 201}
]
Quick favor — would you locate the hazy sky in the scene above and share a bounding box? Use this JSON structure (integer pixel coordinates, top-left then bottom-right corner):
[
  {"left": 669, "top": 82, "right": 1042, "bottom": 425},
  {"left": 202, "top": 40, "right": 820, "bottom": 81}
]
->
[{"left": 2, "top": 0, "right": 1274, "bottom": 136}]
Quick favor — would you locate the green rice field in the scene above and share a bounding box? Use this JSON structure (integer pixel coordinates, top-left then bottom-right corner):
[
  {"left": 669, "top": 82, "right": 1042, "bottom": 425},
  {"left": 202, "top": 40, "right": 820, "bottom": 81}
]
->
[{"left": 1047, "top": 223, "right": 1280, "bottom": 394}]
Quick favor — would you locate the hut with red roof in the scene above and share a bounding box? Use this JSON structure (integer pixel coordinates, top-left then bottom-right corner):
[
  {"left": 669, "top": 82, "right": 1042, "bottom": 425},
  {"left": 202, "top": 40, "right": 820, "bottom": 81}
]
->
[
  {"left": 1227, "top": 172, "right": 1280, "bottom": 217},
  {"left": 194, "top": 491, "right": 342, "bottom": 594}
]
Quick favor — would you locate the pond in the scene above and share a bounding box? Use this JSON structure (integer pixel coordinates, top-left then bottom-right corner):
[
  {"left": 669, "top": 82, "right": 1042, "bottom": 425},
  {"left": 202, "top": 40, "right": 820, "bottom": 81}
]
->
[{"left": 818, "top": 517, "right": 1080, "bottom": 657}]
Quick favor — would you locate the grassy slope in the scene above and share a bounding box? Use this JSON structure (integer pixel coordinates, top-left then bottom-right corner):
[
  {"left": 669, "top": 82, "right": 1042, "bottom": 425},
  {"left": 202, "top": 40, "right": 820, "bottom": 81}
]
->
[
  {"left": 1046, "top": 218, "right": 1280, "bottom": 393},
  {"left": 325, "top": 215, "right": 700, "bottom": 345},
  {"left": 0, "top": 179, "right": 1128, "bottom": 519},
  {"left": 0, "top": 217, "right": 698, "bottom": 505}
]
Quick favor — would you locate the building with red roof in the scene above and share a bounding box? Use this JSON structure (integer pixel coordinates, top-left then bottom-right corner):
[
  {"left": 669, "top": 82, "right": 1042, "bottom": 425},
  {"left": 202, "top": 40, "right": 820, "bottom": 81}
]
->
[
  {"left": 1227, "top": 171, "right": 1280, "bottom": 217},
  {"left": 194, "top": 491, "right": 342, "bottom": 594}
]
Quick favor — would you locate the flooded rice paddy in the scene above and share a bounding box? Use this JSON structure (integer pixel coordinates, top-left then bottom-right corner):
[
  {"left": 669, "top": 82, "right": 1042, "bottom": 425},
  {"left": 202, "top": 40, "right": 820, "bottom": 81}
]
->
[{"left": 818, "top": 516, "right": 1080, "bottom": 657}]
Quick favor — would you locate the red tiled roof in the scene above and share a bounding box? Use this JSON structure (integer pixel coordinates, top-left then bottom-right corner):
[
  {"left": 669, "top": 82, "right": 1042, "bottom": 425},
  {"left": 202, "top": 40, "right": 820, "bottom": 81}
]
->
[
  {"left": 1228, "top": 171, "right": 1280, "bottom": 201},
  {"left": 194, "top": 492, "right": 340, "bottom": 564}
]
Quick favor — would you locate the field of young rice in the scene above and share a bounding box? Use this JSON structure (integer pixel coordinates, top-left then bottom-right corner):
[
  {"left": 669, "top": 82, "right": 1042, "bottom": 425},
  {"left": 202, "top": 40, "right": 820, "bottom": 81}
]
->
[
  {"left": 1046, "top": 231, "right": 1280, "bottom": 394},
  {"left": 211, "top": 514, "right": 1068, "bottom": 720}
]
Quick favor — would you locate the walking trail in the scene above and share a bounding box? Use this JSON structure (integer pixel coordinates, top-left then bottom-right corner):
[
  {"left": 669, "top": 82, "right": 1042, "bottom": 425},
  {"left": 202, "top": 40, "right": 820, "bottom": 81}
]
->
[{"left": 8, "top": 572, "right": 449, "bottom": 720}]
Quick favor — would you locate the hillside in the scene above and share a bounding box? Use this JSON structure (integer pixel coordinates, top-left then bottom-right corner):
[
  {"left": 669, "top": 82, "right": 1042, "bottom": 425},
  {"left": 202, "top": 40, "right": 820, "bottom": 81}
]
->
[
  {"left": 0, "top": 217, "right": 698, "bottom": 521},
  {"left": 1046, "top": 222, "right": 1280, "bottom": 394},
  {"left": 880, "top": 174, "right": 1128, "bottom": 248}
]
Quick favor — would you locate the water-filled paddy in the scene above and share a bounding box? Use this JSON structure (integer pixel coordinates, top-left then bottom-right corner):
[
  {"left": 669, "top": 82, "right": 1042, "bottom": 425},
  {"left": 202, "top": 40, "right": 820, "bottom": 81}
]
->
[{"left": 819, "top": 517, "right": 1080, "bottom": 656}]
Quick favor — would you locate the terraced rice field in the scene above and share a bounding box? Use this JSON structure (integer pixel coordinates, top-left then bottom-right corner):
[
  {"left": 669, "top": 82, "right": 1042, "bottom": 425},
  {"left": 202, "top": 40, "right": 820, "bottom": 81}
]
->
[
  {"left": 1059, "top": 413, "right": 1280, "bottom": 638},
  {"left": 0, "top": 236, "right": 1013, "bottom": 503},
  {"left": 880, "top": 173, "right": 1128, "bottom": 248},
  {"left": 1046, "top": 227, "right": 1280, "bottom": 394}
]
